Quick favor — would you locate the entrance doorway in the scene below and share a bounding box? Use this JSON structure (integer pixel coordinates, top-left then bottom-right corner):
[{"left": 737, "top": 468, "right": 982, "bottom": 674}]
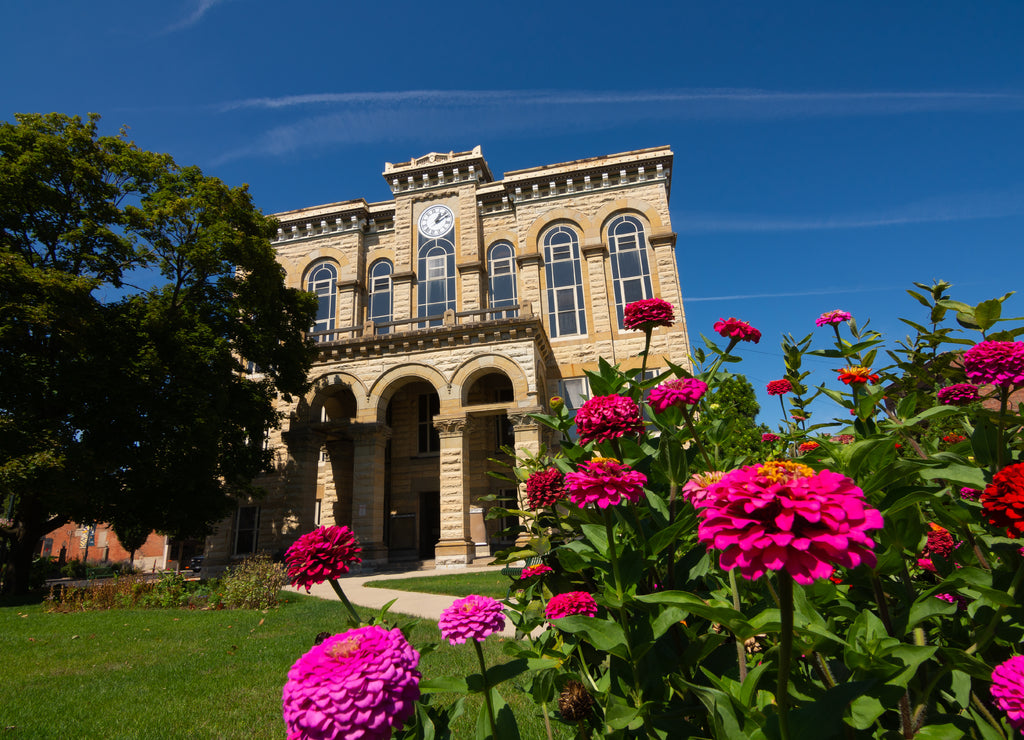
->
[{"left": 418, "top": 491, "right": 440, "bottom": 559}]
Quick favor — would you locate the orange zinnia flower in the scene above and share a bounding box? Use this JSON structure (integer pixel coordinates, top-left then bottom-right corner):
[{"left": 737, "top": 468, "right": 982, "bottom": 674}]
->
[{"left": 838, "top": 366, "right": 880, "bottom": 385}]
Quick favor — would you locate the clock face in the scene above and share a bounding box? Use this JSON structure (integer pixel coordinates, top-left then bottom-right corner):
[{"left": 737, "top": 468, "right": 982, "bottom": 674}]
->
[{"left": 418, "top": 204, "right": 454, "bottom": 237}]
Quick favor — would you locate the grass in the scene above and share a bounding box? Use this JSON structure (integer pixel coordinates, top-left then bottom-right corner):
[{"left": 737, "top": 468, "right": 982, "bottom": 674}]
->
[
  {"left": 0, "top": 590, "right": 568, "bottom": 739},
  {"left": 364, "top": 570, "right": 515, "bottom": 600}
]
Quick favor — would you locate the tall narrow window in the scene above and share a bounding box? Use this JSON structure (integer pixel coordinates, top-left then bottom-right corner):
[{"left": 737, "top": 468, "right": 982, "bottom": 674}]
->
[
  {"left": 367, "top": 259, "right": 393, "bottom": 333},
  {"left": 306, "top": 261, "right": 338, "bottom": 342},
  {"left": 543, "top": 225, "right": 586, "bottom": 337},
  {"left": 487, "top": 242, "right": 518, "bottom": 319},
  {"left": 234, "top": 506, "right": 260, "bottom": 555},
  {"left": 418, "top": 393, "right": 440, "bottom": 454},
  {"left": 608, "top": 215, "right": 653, "bottom": 328},
  {"left": 417, "top": 239, "right": 455, "bottom": 327}
]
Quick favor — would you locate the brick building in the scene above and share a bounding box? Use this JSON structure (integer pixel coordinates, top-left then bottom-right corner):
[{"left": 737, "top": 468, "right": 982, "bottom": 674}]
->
[{"left": 202, "top": 145, "right": 692, "bottom": 571}]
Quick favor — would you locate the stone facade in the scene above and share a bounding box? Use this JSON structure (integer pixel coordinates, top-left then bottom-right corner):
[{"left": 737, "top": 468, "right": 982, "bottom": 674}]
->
[{"left": 203, "top": 145, "right": 692, "bottom": 571}]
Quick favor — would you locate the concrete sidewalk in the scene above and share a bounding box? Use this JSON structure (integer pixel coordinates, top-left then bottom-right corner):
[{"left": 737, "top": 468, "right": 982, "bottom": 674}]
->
[{"left": 302, "top": 562, "right": 522, "bottom": 638}]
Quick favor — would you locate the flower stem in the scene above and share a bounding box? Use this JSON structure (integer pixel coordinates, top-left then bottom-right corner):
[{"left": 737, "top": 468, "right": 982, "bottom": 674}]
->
[
  {"left": 728, "top": 568, "right": 748, "bottom": 682},
  {"left": 996, "top": 386, "right": 1008, "bottom": 473},
  {"left": 776, "top": 571, "right": 794, "bottom": 740},
  {"left": 680, "top": 405, "right": 713, "bottom": 469},
  {"left": 474, "top": 639, "right": 499, "bottom": 739},
  {"left": 328, "top": 579, "right": 363, "bottom": 626}
]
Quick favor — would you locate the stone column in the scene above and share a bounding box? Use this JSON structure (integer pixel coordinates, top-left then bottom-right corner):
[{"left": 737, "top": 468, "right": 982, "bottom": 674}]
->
[
  {"left": 323, "top": 437, "right": 355, "bottom": 528},
  {"left": 508, "top": 410, "right": 545, "bottom": 547},
  {"left": 433, "top": 415, "right": 475, "bottom": 567},
  {"left": 350, "top": 423, "right": 392, "bottom": 567},
  {"left": 280, "top": 429, "right": 323, "bottom": 538},
  {"left": 581, "top": 239, "right": 611, "bottom": 335}
]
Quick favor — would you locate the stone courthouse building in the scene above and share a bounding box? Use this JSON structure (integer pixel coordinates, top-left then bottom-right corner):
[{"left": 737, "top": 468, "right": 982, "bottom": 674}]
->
[{"left": 203, "top": 145, "right": 691, "bottom": 570}]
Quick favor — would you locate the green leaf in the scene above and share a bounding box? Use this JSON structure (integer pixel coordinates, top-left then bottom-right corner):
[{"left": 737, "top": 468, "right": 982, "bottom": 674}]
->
[
  {"left": 973, "top": 299, "right": 1002, "bottom": 331},
  {"left": 914, "top": 724, "right": 965, "bottom": 739},
  {"left": 906, "top": 592, "right": 957, "bottom": 630},
  {"left": 552, "top": 615, "right": 630, "bottom": 658},
  {"left": 420, "top": 676, "right": 472, "bottom": 694},
  {"left": 580, "top": 523, "right": 609, "bottom": 557},
  {"left": 483, "top": 658, "right": 529, "bottom": 688}
]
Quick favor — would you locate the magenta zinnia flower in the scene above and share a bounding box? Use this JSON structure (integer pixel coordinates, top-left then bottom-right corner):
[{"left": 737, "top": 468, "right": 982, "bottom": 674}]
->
[
  {"left": 623, "top": 298, "right": 675, "bottom": 331},
  {"left": 526, "top": 468, "right": 565, "bottom": 509},
  {"left": 714, "top": 317, "right": 761, "bottom": 344},
  {"left": 816, "top": 310, "right": 852, "bottom": 327},
  {"left": 959, "top": 487, "right": 981, "bottom": 501},
  {"left": 574, "top": 394, "right": 645, "bottom": 444},
  {"left": 937, "top": 383, "right": 980, "bottom": 406},
  {"left": 923, "top": 523, "right": 956, "bottom": 558},
  {"left": 520, "top": 564, "right": 554, "bottom": 580},
  {"left": 285, "top": 525, "right": 362, "bottom": 593},
  {"left": 766, "top": 379, "right": 792, "bottom": 396},
  {"left": 564, "top": 457, "right": 647, "bottom": 509},
  {"left": 438, "top": 594, "right": 505, "bottom": 645},
  {"left": 695, "top": 461, "right": 884, "bottom": 584},
  {"left": 647, "top": 378, "right": 707, "bottom": 413},
  {"left": 963, "top": 340, "right": 1024, "bottom": 387},
  {"left": 282, "top": 625, "right": 420, "bottom": 740},
  {"left": 991, "top": 655, "right": 1024, "bottom": 732},
  {"left": 681, "top": 470, "right": 726, "bottom": 507},
  {"left": 545, "top": 591, "right": 598, "bottom": 619},
  {"left": 762, "top": 432, "right": 781, "bottom": 443}
]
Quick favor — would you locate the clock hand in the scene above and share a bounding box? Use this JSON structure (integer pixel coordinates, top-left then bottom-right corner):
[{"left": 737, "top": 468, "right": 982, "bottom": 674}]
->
[{"left": 434, "top": 212, "right": 445, "bottom": 224}]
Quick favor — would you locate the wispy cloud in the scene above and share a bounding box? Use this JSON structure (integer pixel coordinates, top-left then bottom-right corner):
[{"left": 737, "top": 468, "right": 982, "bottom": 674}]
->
[
  {"left": 685, "top": 285, "right": 902, "bottom": 302},
  {"left": 674, "top": 188, "right": 1024, "bottom": 234},
  {"left": 211, "top": 87, "right": 1024, "bottom": 163},
  {"left": 164, "top": 0, "right": 229, "bottom": 33}
]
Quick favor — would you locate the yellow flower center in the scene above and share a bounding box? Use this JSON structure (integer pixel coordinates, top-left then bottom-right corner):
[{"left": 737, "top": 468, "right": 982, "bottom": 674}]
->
[
  {"left": 591, "top": 457, "right": 618, "bottom": 466},
  {"left": 327, "top": 636, "right": 361, "bottom": 659},
  {"left": 757, "top": 461, "right": 814, "bottom": 482}
]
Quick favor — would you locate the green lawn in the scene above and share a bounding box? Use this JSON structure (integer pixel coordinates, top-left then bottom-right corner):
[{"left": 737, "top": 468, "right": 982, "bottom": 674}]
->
[
  {"left": 0, "top": 592, "right": 567, "bottom": 739},
  {"left": 363, "top": 570, "right": 515, "bottom": 600}
]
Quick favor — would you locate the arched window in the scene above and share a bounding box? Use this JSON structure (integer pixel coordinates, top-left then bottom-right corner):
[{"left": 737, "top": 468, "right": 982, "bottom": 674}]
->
[
  {"left": 367, "top": 259, "right": 393, "bottom": 333},
  {"left": 543, "top": 225, "right": 586, "bottom": 337},
  {"left": 306, "top": 261, "right": 338, "bottom": 342},
  {"left": 607, "top": 215, "right": 653, "bottom": 328},
  {"left": 417, "top": 238, "right": 455, "bottom": 327},
  {"left": 487, "top": 241, "right": 518, "bottom": 319}
]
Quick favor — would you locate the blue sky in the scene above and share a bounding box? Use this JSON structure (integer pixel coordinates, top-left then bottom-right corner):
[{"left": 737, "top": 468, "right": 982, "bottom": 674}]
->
[{"left": 3, "top": 1, "right": 1023, "bottom": 427}]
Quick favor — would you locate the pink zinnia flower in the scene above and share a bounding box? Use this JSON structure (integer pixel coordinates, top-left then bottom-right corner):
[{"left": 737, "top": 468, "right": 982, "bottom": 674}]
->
[
  {"left": 574, "top": 394, "right": 645, "bottom": 445},
  {"left": 917, "top": 557, "right": 937, "bottom": 573},
  {"left": 681, "top": 471, "right": 726, "bottom": 507},
  {"left": 959, "top": 487, "right": 981, "bottom": 501},
  {"left": 438, "top": 595, "right": 506, "bottom": 645},
  {"left": 816, "top": 310, "right": 852, "bottom": 327},
  {"left": 991, "top": 655, "right": 1024, "bottom": 732},
  {"left": 766, "top": 379, "right": 792, "bottom": 396},
  {"left": 623, "top": 298, "right": 675, "bottom": 331},
  {"left": 520, "top": 564, "right": 554, "bottom": 580},
  {"left": 526, "top": 468, "right": 565, "bottom": 509},
  {"left": 285, "top": 526, "right": 362, "bottom": 593},
  {"left": 282, "top": 625, "right": 420, "bottom": 740},
  {"left": 545, "top": 591, "right": 598, "bottom": 619},
  {"left": 564, "top": 457, "right": 647, "bottom": 509},
  {"left": 762, "top": 432, "right": 781, "bottom": 443},
  {"left": 695, "top": 462, "right": 884, "bottom": 584},
  {"left": 937, "top": 383, "right": 980, "bottom": 406},
  {"left": 648, "top": 378, "right": 707, "bottom": 413},
  {"left": 714, "top": 317, "right": 761, "bottom": 344},
  {"left": 832, "top": 434, "right": 855, "bottom": 444},
  {"left": 963, "top": 340, "right": 1024, "bottom": 387}
]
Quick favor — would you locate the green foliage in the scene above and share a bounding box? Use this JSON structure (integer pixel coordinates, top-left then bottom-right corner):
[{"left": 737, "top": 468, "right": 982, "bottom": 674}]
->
[
  {"left": 0, "top": 112, "right": 318, "bottom": 594},
  {"left": 703, "top": 372, "right": 770, "bottom": 461},
  {"left": 220, "top": 555, "right": 287, "bottom": 610}
]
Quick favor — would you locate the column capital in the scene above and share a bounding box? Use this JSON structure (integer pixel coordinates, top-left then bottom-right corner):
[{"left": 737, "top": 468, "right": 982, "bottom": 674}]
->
[
  {"left": 350, "top": 422, "right": 392, "bottom": 443},
  {"left": 282, "top": 428, "right": 321, "bottom": 454},
  {"left": 433, "top": 415, "right": 468, "bottom": 436},
  {"left": 508, "top": 408, "right": 544, "bottom": 430}
]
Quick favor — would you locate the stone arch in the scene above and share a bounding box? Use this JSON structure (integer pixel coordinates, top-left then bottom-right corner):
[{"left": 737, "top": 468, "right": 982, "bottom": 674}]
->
[
  {"left": 451, "top": 354, "right": 532, "bottom": 406},
  {"left": 593, "top": 198, "right": 666, "bottom": 235},
  {"left": 483, "top": 230, "right": 519, "bottom": 253},
  {"left": 304, "top": 371, "right": 369, "bottom": 424},
  {"left": 523, "top": 209, "right": 591, "bottom": 256},
  {"left": 368, "top": 363, "right": 453, "bottom": 420}
]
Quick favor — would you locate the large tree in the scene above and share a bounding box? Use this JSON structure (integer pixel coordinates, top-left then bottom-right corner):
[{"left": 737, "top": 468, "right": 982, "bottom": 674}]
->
[{"left": 0, "top": 113, "right": 317, "bottom": 593}]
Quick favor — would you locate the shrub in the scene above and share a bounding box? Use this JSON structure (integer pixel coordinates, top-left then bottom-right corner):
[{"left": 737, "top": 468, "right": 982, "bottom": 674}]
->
[{"left": 219, "top": 555, "right": 286, "bottom": 609}]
